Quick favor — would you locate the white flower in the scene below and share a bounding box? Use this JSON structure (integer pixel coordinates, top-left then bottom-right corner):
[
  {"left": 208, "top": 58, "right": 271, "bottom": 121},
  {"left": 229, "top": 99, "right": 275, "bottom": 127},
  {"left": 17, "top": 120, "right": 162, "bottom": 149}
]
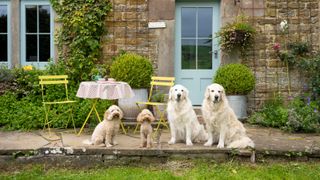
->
[{"left": 280, "top": 20, "right": 288, "bottom": 32}]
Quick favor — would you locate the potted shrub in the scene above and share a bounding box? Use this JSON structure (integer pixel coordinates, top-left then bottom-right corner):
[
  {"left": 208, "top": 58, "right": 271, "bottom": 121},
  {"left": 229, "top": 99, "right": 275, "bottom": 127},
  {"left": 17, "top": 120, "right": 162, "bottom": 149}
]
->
[
  {"left": 216, "top": 15, "right": 256, "bottom": 58},
  {"left": 110, "top": 52, "right": 153, "bottom": 120},
  {"left": 213, "top": 63, "right": 255, "bottom": 119}
]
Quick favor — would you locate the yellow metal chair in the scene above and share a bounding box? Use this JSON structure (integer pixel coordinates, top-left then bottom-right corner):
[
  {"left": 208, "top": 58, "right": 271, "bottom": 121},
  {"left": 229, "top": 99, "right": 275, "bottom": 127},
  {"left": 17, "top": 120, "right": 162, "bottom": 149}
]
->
[
  {"left": 39, "top": 75, "right": 76, "bottom": 134},
  {"left": 135, "top": 76, "right": 175, "bottom": 133}
]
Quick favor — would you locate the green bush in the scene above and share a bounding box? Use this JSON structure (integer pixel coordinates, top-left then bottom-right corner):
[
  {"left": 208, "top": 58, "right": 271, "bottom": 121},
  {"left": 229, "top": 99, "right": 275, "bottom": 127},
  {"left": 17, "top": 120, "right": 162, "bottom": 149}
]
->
[
  {"left": 248, "top": 95, "right": 288, "bottom": 128},
  {"left": 213, "top": 63, "right": 255, "bottom": 95},
  {"left": 285, "top": 99, "right": 320, "bottom": 133},
  {"left": 249, "top": 95, "right": 320, "bottom": 133},
  {"left": 0, "top": 92, "right": 112, "bottom": 130},
  {"left": 0, "top": 64, "right": 113, "bottom": 130},
  {"left": 110, "top": 53, "right": 153, "bottom": 89}
]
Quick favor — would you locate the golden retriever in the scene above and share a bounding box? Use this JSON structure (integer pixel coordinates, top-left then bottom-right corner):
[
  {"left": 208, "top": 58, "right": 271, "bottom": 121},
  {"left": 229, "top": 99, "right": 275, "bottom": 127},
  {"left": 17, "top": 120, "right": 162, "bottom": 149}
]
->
[
  {"left": 201, "top": 83, "right": 254, "bottom": 149},
  {"left": 167, "top": 84, "right": 208, "bottom": 146},
  {"left": 83, "top": 105, "right": 123, "bottom": 147},
  {"left": 137, "top": 109, "right": 155, "bottom": 148}
]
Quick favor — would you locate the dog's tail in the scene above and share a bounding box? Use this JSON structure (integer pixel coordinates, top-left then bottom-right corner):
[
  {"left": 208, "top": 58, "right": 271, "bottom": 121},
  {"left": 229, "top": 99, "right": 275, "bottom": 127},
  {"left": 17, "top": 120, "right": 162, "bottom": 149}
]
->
[
  {"left": 82, "top": 139, "right": 93, "bottom": 145},
  {"left": 227, "top": 137, "right": 255, "bottom": 149}
]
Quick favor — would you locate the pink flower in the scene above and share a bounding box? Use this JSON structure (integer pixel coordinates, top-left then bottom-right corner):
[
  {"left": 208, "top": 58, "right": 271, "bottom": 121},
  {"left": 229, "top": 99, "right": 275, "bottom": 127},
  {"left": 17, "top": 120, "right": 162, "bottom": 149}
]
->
[{"left": 273, "top": 43, "right": 281, "bottom": 51}]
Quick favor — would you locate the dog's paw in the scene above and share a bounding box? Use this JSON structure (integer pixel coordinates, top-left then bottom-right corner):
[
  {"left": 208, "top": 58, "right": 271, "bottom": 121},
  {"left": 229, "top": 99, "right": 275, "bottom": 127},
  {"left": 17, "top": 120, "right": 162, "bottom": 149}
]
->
[
  {"left": 186, "top": 140, "right": 193, "bottom": 146},
  {"left": 217, "top": 143, "right": 224, "bottom": 148},
  {"left": 113, "top": 141, "right": 118, "bottom": 145},
  {"left": 106, "top": 143, "right": 113, "bottom": 148},
  {"left": 204, "top": 141, "right": 212, "bottom": 146},
  {"left": 168, "top": 138, "right": 176, "bottom": 145}
]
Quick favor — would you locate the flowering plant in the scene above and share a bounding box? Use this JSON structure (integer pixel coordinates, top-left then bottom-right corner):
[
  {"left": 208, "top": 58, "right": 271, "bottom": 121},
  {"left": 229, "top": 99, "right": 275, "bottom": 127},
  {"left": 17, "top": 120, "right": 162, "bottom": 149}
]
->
[
  {"left": 22, "top": 65, "right": 33, "bottom": 71},
  {"left": 216, "top": 15, "right": 256, "bottom": 57}
]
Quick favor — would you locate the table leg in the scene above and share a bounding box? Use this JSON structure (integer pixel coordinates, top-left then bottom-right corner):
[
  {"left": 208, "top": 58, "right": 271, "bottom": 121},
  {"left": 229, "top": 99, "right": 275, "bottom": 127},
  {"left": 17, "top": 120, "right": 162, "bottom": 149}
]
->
[{"left": 77, "top": 99, "right": 100, "bottom": 136}]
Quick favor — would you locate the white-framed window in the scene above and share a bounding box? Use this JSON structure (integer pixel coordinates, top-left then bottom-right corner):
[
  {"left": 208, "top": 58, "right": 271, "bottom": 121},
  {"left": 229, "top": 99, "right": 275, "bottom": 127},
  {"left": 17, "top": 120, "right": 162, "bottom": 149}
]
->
[
  {"left": 0, "top": 1, "right": 11, "bottom": 68},
  {"left": 21, "top": 0, "right": 54, "bottom": 68}
]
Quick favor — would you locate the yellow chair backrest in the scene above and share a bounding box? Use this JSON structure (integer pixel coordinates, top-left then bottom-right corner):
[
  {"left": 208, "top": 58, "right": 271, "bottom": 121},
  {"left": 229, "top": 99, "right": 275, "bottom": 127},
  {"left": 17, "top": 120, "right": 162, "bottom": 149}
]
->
[
  {"left": 39, "top": 75, "right": 71, "bottom": 102},
  {"left": 148, "top": 76, "right": 175, "bottom": 102}
]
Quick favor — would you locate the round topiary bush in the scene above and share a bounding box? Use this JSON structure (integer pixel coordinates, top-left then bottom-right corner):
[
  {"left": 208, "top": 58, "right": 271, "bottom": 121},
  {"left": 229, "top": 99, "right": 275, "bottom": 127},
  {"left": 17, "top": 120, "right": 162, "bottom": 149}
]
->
[
  {"left": 110, "top": 53, "right": 153, "bottom": 89},
  {"left": 213, "top": 63, "right": 255, "bottom": 95}
]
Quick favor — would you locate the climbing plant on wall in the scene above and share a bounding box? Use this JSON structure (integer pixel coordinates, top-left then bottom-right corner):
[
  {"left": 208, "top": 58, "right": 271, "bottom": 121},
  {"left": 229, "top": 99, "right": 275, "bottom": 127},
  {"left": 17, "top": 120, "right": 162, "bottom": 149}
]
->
[{"left": 50, "top": 0, "right": 112, "bottom": 84}]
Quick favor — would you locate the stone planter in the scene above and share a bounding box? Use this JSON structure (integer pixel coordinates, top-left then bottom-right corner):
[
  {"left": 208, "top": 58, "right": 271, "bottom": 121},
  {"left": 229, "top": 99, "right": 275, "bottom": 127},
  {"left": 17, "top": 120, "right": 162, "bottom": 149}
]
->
[
  {"left": 118, "top": 88, "right": 148, "bottom": 120},
  {"left": 227, "top": 95, "right": 247, "bottom": 120}
]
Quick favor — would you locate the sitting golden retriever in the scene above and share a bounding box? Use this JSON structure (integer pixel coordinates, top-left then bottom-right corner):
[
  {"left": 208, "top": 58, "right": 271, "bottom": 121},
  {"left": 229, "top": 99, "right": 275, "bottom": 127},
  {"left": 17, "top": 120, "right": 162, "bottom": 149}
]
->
[
  {"left": 137, "top": 109, "right": 155, "bottom": 148},
  {"left": 201, "top": 83, "right": 254, "bottom": 149},
  {"left": 167, "top": 84, "right": 208, "bottom": 146},
  {"left": 83, "top": 105, "right": 123, "bottom": 147}
]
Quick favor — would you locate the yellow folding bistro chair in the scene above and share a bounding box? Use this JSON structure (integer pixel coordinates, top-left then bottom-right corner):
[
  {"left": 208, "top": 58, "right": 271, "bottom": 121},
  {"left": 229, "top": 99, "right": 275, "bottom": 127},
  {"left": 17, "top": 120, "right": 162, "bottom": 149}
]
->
[
  {"left": 39, "top": 75, "right": 76, "bottom": 134},
  {"left": 135, "top": 76, "right": 175, "bottom": 133}
]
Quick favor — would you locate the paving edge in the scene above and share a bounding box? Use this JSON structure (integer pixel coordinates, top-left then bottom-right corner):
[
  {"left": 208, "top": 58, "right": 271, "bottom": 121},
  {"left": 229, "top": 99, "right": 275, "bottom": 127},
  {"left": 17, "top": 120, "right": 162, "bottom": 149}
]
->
[{"left": 0, "top": 147, "right": 320, "bottom": 167}]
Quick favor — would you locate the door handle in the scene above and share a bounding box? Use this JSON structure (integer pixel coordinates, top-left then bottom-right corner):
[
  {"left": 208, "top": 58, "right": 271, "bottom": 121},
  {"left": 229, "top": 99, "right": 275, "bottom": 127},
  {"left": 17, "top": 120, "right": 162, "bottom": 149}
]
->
[{"left": 212, "top": 50, "right": 218, "bottom": 59}]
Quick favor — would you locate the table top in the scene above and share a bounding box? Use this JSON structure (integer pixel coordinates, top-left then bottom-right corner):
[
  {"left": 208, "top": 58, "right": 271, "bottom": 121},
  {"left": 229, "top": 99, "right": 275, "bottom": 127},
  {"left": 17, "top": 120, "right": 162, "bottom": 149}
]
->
[{"left": 76, "top": 81, "right": 135, "bottom": 100}]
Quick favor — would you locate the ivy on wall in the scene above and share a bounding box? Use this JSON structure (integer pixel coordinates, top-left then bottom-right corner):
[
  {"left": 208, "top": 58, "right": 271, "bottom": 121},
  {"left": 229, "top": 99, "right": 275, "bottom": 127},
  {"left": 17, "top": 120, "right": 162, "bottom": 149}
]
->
[{"left": 50, "top": 0, "right": 112, "bottom": 84}]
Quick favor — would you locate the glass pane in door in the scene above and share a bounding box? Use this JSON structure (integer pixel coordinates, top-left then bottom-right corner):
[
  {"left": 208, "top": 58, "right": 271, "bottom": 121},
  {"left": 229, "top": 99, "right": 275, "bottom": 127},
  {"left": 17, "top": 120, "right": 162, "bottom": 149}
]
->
[
  {"left": 181, "top": 39, "right": 196, "bottom": 69},
  {"left": 198, "top": 39, "right": 212, "bottom": 69}
]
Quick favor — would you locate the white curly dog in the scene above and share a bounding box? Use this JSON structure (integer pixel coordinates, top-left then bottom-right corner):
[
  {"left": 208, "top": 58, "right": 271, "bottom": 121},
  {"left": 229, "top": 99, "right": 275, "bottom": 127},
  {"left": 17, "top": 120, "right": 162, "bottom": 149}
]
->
[{"left": 83, "top": 105, "right": 123, "bottom": 147}]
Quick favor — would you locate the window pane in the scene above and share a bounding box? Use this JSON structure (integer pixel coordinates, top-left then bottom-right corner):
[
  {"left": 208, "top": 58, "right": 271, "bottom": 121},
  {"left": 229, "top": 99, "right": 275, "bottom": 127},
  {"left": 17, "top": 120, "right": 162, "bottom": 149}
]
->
[
  {"left": 0, "top": 5, "right": 7, "bottom": 33},
  {"left": 198, "top": 8, "right": 212, "bottom": 38},
  {"left": 198, "top": 39, "right": 212, "bottom": 69},
  {"left": 181, "top": 39, "right": 196, "bottom": 69},
  {"left": 26, "top": 5, "right": 37, "bottom": 33},
  {"left": 0, "top": 35, "right": 7, "bottom": 62},
  {"left": 26, "top": 35, "right": 38, "bottom": 62},
  {"left": 39, "top": 35, "right": 50, "bottom": 62},
  {"left": 39, "top": 5, "right": 50, "bottom": 33},
  {"left": 181, "top": 8, "right": 196, "bottom": 38}
]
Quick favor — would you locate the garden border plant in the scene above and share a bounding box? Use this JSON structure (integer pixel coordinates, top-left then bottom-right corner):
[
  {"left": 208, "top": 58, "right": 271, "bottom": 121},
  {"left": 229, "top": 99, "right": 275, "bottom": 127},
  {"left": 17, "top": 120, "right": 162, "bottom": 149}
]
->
[{"left": 50, "top": 0, "right": 112, "bottom": 84}]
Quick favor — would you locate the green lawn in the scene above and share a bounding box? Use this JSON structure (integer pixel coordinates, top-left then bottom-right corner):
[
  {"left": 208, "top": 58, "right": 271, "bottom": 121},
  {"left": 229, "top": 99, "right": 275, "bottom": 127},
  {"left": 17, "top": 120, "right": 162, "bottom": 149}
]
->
[{"left": 1, "top": 160, "right": 319, "bottom": 180}]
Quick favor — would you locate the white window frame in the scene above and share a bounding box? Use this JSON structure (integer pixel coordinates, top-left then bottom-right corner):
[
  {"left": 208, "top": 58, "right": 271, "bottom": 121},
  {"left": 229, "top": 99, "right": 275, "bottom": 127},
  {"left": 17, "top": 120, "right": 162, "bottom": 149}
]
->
[
  {"left": 20, "top": 0, "right": 54, "bottom": 69},
  {"left": 0, "top": 1, "right": 11, "bottom": 68}
]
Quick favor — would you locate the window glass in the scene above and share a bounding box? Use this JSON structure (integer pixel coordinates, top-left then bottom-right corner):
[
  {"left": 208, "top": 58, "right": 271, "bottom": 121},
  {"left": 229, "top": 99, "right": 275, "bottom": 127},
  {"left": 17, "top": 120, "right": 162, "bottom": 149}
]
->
[
  {"left": 181, "top": 8, "right": 196, "bottom": 38},
  {"left": 0, "top": 5, "right": 7, "bottom": 62},
  {"left": 181, "top": 39, "right": 196, "bottom": 69}
]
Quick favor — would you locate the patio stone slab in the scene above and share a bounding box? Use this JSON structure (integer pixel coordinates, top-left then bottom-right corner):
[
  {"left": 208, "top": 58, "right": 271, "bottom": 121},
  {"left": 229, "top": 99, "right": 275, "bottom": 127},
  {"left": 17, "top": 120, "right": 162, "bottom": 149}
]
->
[{"left": 0, "top": 131, "right": 49, "bottom": 150}]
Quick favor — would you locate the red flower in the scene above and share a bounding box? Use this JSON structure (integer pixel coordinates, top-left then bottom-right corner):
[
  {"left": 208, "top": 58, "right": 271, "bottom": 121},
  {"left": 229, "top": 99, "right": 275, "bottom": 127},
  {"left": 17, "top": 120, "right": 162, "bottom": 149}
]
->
[{"left": 273, "top": 43, "right": 280, "bottom": 51}]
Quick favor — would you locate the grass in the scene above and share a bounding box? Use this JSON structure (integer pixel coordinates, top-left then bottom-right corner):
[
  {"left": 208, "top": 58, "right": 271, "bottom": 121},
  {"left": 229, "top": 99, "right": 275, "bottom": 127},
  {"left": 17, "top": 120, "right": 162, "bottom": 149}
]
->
[{"left": 0, "top": 160, "right": 319, "bottom": 180}]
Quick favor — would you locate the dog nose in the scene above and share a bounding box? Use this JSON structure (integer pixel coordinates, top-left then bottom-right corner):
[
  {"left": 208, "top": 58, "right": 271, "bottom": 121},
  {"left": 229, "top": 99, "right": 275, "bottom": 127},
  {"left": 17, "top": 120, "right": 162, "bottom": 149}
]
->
[
  {"left": 177, "top": 94, "right": 181, "bottom": 98},
  {"left": 214, "top": 95, "right": 219, "bottom": 100}
]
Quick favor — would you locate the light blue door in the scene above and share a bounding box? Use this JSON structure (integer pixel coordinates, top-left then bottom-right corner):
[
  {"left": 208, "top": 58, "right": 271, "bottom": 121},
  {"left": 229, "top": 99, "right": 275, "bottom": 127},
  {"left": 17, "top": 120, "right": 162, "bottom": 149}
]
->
[{"left": 175, "top": 1, "right": 220, "bottom": 105}]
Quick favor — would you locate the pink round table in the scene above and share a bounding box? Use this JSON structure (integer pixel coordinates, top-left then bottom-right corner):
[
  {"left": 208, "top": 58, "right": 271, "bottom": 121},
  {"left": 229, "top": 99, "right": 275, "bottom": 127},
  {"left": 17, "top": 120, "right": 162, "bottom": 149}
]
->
[{"left": 76, "top": 81, "right": 134, "bottom": 135}]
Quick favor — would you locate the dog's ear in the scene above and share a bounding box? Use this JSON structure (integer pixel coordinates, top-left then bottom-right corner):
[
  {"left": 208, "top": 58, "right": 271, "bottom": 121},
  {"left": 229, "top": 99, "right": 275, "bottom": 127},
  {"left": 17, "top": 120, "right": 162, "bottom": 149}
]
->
[
  {"left": 118, "top": 107, "right": 124, "bottom": 120},
  {"left": 205, "top": 86, "right": 210, "bottom": 100},
  {"left": 136, "top": 111, "right": 143, "bottom": 123},
  {"left": 168, "top": 87, "right": 174, "bottom": 101},
  {"left": 104, "top": 109, "right": 110, "bottom": 120},
  {"left": 220, "top": 87, "right": 228, "bottom": 103},
  {"left": 149, "top": 111, "right": 156, "bottom": 122},
  {"left": 184, "top": 87, "right": 189, "bottom": 98}
]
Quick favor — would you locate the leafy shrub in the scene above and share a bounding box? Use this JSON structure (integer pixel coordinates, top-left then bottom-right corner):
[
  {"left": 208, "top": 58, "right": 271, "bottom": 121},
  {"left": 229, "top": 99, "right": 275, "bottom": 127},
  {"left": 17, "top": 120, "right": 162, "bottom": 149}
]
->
[
  {"left": 249, "top": 95, "right": 320, "bottom": 133},
  {"left": 285, "top": 99, "right": 320, "bottom": 133},
  {"left": 0, "top": 92, "right": 113, "bottom": 130},
  {"left": 213, "top": 63, "right": 255, "bottom": 95},
  {"left": 110, "top": 53, "right": 154, "bottom": 89},
  {"left": 248, "top": 95, "right": 288, "bottom": 128},
  {"left": 0, "top": 66, "right": 16, "bottom": 95},
  {"left": 12, "top": 67, "right": 45, "bottom": 100}
]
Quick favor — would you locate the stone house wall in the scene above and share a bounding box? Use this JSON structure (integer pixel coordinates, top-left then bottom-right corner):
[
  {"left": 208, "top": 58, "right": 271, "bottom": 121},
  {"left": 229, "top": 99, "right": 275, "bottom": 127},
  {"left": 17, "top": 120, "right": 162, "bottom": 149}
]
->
[{"left": 102, "top": 0, "right": 320, "bottom": 113}]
